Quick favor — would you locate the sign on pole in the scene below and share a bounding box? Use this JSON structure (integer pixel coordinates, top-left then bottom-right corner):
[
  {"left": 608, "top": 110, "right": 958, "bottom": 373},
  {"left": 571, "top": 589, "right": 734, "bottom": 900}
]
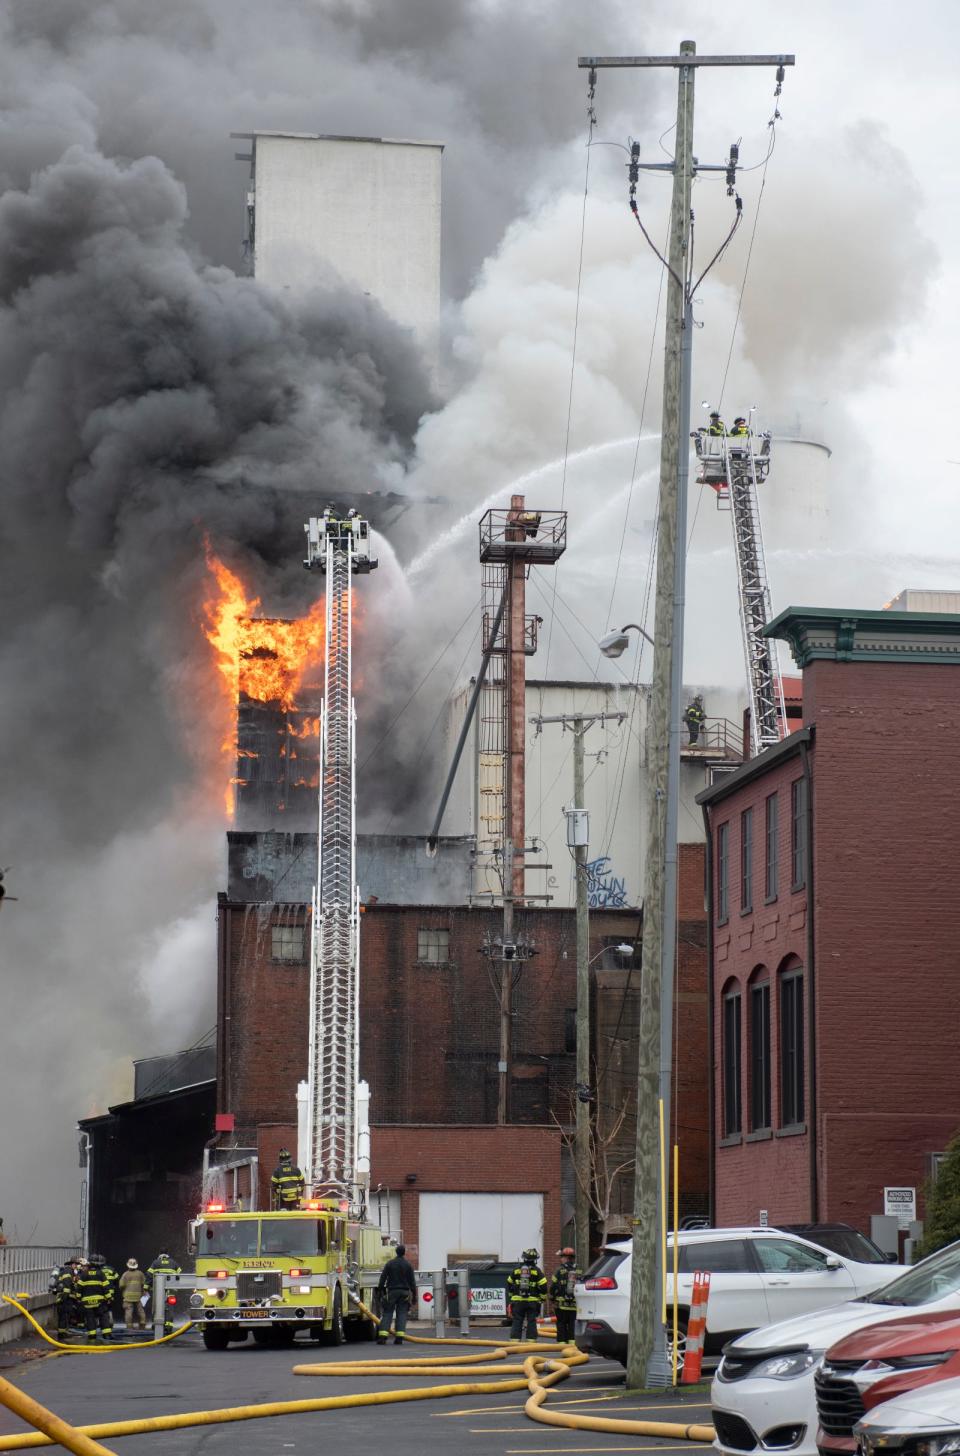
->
[{"left": 883, "top": 1187, "right": 916, "bottom": 1229}]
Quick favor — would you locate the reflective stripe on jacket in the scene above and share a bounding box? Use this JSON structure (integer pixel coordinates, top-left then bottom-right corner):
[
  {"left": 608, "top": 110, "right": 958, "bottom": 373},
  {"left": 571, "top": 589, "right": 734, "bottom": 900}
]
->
[
  {"left": 506, "top": 1263, "right": 547, "bottom": 1305},
  {"left": 549, "top": 1264, "right": 582, "bottom": 1310}
]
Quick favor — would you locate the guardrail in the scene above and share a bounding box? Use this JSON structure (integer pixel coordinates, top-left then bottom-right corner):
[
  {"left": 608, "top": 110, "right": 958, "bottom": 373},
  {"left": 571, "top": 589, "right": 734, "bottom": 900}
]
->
[{"left": 0, "top": 1246, "right": 80, "bottom": 1297}]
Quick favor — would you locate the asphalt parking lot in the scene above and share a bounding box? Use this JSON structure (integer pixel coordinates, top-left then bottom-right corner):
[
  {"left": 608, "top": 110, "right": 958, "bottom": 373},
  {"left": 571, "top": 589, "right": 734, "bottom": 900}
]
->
[{"left": 0, "top": 1327, "right": 713, "bottom": 1455}]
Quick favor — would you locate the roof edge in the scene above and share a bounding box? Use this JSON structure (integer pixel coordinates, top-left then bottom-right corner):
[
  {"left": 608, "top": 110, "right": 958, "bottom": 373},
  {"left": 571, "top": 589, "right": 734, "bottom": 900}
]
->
[{"left": 696, "top": 727, "right": 812, "bottom": 807}]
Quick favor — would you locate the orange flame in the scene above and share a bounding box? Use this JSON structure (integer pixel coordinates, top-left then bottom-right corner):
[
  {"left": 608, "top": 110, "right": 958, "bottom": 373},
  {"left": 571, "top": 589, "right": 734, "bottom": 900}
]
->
[{"left": 202, "top": 542, "right": 325, "bottom": 818}]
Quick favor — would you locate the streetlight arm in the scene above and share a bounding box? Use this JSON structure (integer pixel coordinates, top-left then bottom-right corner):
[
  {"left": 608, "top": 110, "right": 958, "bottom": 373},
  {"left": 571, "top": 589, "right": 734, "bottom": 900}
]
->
[{"left": 618, "top": 622, "right": 656, "bottom": 648}]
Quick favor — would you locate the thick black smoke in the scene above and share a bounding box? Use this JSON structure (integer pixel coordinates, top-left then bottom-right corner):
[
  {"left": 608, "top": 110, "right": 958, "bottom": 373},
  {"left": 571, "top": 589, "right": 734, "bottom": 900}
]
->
[{"left": 0, "top": 143, "right": 435, "bottom": 1238}]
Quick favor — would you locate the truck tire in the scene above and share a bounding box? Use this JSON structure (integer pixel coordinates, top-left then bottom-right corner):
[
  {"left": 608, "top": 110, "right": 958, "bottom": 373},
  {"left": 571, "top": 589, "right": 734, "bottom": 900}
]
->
[
  {"left": 202, "top": 1327, "right": 229, "bottom": 1351},
  {"left": 252, "top": 1329, "right": 271, "bottom": 1346},
  {"left": 328, "top": 1288, "right": 346, "bottom": 1346}
]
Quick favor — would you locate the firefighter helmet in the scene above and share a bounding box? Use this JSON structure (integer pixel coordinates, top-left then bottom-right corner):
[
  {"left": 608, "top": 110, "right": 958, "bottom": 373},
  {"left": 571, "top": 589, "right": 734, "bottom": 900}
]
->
[
  {"left": 558, "top": 1247, "right": 576, "bottom": 1258},
  {"left": 521, "top": 1248, "right": 539, "bottom": 1262}
]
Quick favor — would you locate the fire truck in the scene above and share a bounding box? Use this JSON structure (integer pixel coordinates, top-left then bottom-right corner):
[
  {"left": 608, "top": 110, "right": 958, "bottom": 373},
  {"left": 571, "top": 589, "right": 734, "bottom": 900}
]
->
[{"left": 187, "top": 1200, "right": 387, "bottom": 1349}]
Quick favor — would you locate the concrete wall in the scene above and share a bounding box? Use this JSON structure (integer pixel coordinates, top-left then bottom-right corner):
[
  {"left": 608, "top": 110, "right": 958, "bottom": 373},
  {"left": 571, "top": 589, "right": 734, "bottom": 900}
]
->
[
  {"left": 252, "top": 134, "right": 442, "bottom": 349},
  {"left": 226, "top": 832, "right": 473, "bottom": 906},
  {"left": 444, "top": 678, "right": 746, "bottom": 910}
]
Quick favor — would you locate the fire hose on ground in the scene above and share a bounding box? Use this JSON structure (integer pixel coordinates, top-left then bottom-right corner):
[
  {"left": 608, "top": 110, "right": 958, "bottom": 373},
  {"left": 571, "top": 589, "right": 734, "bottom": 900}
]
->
[
  {"left": 1, "top": 1296, "right": 192, "bottom": 1353},
  {"left": 0, "top": 1290, "right": 715, "bottom": 1453}
]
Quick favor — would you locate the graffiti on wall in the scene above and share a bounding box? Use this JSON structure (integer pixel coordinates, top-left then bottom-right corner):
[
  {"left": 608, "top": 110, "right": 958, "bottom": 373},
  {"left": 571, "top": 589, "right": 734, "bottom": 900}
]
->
[{"left": 584, "top": 856, "right": 629, "bottom": 909}]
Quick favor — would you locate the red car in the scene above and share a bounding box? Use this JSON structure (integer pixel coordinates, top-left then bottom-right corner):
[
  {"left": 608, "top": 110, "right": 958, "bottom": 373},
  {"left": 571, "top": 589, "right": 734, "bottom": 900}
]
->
[{"left": 816, "top": 1309, "right": 960, "bottom": 1456}]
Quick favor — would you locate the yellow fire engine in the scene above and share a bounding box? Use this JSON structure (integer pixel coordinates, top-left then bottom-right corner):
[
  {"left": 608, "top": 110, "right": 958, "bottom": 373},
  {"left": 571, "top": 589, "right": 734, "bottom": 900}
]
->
[{"left": 187, "top": 1199, "right": 389, "bottom": 1350}]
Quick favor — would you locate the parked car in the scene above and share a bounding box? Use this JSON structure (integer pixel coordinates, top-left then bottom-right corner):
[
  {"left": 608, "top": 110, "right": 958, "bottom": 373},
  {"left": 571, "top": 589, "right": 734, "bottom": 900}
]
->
[
  {"left": 855, "top": 1373, "right": 960, "bottom": 1456},
  {"left": 817, "top": 1310, "right": 960, "bottom": 1456},
  {"left": 711, "top": 1239, "right": 960, "bottom": 1456},
  {"left": 575, "top": 1227, "right": 904, "bottom": 1367}
]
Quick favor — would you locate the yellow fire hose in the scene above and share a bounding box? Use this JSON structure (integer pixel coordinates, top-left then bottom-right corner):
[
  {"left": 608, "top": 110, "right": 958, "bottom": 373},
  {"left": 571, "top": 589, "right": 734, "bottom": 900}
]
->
[
  {"left": 1, "top": 1297, "right": 192, "bottom": 1354},
  {"left": 0, "top": 1293, "right": 715, "bottom": 1450}
]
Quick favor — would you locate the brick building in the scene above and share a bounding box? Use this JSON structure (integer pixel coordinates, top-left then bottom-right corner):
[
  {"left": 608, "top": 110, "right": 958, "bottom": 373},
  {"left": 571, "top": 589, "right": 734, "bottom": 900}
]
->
[
  {"left": 698, "top": 606, "right": 960, "bottom": 1235},
  {"left": 215, "top": 836, "right": 711, "bottom": 1261}
]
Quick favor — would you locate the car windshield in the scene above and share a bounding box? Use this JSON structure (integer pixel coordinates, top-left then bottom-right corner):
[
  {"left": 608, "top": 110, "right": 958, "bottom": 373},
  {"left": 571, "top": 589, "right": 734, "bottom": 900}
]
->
[
  {"left": 259, "top": 1219, "right": 326, "bottom": 1256},
  {"left": 202, "top": 1221, "right": 259, "bottom": 1257},
  {"left": 865, "top": 1241, "right": 960, "bottom": 1306},
  {"left": 808, "top": 1229, "right": 888, "bottom": 1265}
]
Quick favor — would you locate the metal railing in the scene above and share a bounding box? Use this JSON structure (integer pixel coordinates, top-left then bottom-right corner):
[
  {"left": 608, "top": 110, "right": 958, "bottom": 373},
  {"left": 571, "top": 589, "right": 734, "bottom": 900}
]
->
[
  {"left": 683, "top": 716, "right": 744, "bottom": 760},
  {"left": 0, "top": 1246, "right": 80, "bottom": 1297}
]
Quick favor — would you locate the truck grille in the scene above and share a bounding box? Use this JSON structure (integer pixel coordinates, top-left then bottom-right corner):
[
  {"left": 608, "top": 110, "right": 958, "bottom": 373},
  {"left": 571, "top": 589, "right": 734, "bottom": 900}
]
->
[
  {"left": 237, "top": 1271, "right": 282, "bottom": 1302},
  {"left": 815, "top": 1369, "right": 866, "bottom": 1437}
]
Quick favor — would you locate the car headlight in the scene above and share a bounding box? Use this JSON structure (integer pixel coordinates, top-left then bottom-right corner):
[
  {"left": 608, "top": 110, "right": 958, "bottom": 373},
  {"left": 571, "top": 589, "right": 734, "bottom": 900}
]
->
[
  {"left": 906, "top": 1432, "right": 960, "bottom": 1456},
  {"left": 750, "top": 1349, "right": 823, "bottom": 1380}
]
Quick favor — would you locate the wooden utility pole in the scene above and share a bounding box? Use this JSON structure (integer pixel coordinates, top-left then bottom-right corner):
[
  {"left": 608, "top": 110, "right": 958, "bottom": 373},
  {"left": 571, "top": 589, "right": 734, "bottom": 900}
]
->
[
  {"left": 578, "top": 40, "right": 794, "bottom": 1389},
  {"left": 530, "top": 710, "right": 625, "bottom": 1272}
]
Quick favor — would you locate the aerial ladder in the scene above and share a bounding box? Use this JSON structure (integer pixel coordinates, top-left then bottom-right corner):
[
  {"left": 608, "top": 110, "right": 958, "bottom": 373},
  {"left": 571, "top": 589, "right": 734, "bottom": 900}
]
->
[
  {"left": 693, "top": 424, "right": 785, "bottom": 755},
  {"left": 298, "top": 507, "right": 377, "bottom": 1214}
]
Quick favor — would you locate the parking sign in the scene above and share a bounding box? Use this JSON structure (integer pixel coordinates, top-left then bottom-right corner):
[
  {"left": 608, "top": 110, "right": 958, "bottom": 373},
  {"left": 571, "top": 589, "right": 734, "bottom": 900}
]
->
[{"left": 883, "top": 1187, "right": 916, "bottom": 1229}]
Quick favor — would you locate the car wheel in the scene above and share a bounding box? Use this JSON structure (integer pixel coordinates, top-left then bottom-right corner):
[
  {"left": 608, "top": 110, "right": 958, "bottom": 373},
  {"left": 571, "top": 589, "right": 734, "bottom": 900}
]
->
[
  {"left": 202, "top": 1327, "right": 229, "bottom": 1351},
  {"left": 665, "top": 1317, "right": 689, "bottom": 1364}
]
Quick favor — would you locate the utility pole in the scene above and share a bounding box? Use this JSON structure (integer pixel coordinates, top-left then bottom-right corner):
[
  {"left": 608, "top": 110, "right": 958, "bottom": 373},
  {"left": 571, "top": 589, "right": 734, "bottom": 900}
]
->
[
  {"left": 578, "top": 41, "right": 794, "bottom": 1389},
  {"left": 531, "top": 710, "right": 625, "bottom": 1271}
]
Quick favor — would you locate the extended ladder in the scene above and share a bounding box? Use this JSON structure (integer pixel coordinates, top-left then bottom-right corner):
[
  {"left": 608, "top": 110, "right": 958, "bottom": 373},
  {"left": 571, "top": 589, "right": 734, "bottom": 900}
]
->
[
  {"left": 694, "top": 432, "right": 785, "bottom": 755},
  {"left": 301, "top": 512, "right": 376, "bottom": 1206}
]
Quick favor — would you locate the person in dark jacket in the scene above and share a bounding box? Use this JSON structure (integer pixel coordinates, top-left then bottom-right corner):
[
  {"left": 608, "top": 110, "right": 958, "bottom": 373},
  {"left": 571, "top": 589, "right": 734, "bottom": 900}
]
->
[
  {"left": 506, "top": 1248, "right": 548, "bottom": 1341},
  {"left": 377, "top": 1244, "right": 418, "bottom": 1344},
  {"left": 683, "top": 694, "right": 707, "bottom": 745},
  {"left": 146, "top": 1249, "right": 181, "bottom": 1335},
  {"left": 549, "top": 1247, "right": 583, "bottom": 1343},
  {"left": 271, "top": 1149, "right": 306, "bottom": 1210},
  {"left": 76, "top": 1256, "right": 113, "bottom": 1341}
]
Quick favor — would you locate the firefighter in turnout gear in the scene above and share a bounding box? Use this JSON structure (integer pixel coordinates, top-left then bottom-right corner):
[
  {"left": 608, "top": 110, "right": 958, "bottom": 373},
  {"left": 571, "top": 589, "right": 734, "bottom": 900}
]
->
[
  {"left": 729, "top": 416, "right": 750, "bottom": 438},
  {"left": 376, "top": 1243, "right": 418, "bottom": 1344},
  {"left": 119, "top": 1259, "right": 147, "bottom": 1330},
  {"left": 549, "top": 1247, "right": 582, "bottom": 1343},
  {"left": 707, "top": 412, "right": 726, "bottom": 436},
  {"left": 146, "top": 1249, "right": 181, "bottom": 1334},
  {"left": 506, "top": 1248, "right": 548, "bottom": 1341},
  {"left": 683, "top": 694, "right": 707, "bottom": 745},
  {"left": 76, "top": 1256, "right": 113, "bottom": 1341},
  {"left": 271, "top": 1148, "right": 306, "bottom": 1210},
  {"left": 53, "top": 1258, "right": 80, "bottom": 1338}
]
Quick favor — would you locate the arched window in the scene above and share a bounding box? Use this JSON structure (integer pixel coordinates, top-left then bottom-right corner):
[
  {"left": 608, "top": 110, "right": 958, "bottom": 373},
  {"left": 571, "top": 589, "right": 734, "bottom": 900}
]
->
[
  {"left": 778, "top": 959, "right": 805, "bottom": 1128},
  {"left": 721, "top": 978, "right": 742, "bottom": 1138},
  {"left": 748, "top": 967, "right": 771, "bottom": 1133}
]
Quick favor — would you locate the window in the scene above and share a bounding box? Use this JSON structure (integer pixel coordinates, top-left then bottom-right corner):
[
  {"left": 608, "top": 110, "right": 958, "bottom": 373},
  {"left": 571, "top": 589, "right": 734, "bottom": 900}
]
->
[
  {"left": 676, "top": 1239, "right": 751, "bottom": 1274},
  {"left": 752, "top": 1238, "right": 828, "bottom": 1274},
  {"left": 749, "top": 980, "right": 771, "bottom": 1132},
  {"left": 259, "top": 1218, "right": 327, "bottom": 1256},
  {"left": 722, "top": 984, "right": 742, "bottom": 1137},
  {"left": 271, "top": 924, "right": 305, "bottom": 963},
  {"left": 717, "top": 822, "right": 729, "bottom": 924},
  {"left": 791, "top": 778, "right": 808, "bottom": 890},
  {"left": 765, "top": 793, "right": 779, "bottom": 902},
  {"left": 740, "top": 808, "right": 753, "bottom": 913},
  {"left": 780, "top": 967, "right": 805, "bottom": 1127},
  {"left": 417, "top": 928, "right": 450, "bottom": 964}
]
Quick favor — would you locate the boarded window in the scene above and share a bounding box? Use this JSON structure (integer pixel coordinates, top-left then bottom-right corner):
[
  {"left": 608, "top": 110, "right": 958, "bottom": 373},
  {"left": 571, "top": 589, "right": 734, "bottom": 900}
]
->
[{"left": 417, "top": 928, "right": 450, "bottom": 964}]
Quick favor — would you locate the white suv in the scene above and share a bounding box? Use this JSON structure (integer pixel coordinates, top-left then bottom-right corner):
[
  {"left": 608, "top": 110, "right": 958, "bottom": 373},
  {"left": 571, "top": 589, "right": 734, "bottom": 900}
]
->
[{"left": 575, "top": 1228, "right": 904, "bottom": 1367}]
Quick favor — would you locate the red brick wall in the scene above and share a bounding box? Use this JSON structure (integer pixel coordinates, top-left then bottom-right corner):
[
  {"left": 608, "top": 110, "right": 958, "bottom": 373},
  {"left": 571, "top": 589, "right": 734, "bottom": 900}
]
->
[
  {"left": 708, "top": 751, "right": 811, "bottom": 1225},
  {"left": 216, "top": 899, "right": 711, "bottom": 1215},
  {"left": 708, "top": 653, "right": 960, "bottom": 1235},
  {"left": 806, "top": 659, "right": 960, "bottom": 1230}
]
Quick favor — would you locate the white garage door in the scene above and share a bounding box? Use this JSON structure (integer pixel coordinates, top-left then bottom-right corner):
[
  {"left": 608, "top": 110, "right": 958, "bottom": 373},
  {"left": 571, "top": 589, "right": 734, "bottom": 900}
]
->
[{"left": 418, "top": 1193, "right": 544, "bottom": 1271}]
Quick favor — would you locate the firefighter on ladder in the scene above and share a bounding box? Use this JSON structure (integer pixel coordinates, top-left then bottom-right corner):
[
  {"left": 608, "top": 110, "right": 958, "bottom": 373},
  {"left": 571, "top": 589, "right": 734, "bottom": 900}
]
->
[
  {"left": 271, "top": 1148, "right": 306, "bottom": 1209},
  {"left": 549, "top": 1247, "right": 582, "bottom": 1344}
]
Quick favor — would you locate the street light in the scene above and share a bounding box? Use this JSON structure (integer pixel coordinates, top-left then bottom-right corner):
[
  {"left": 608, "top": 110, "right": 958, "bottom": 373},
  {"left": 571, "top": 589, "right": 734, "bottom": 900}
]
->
[
  {"left": 599, "top": 623, "right": 656, "bottom": 659},
  {"left": 589, "top": 943, "right": 636, "bottom": 964}
]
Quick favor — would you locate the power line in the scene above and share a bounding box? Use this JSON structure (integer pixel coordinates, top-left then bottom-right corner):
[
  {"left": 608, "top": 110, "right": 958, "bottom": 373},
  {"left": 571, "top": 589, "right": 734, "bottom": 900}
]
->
[{"left": 545, "top": 69, "right": 597, "bottom": 676}]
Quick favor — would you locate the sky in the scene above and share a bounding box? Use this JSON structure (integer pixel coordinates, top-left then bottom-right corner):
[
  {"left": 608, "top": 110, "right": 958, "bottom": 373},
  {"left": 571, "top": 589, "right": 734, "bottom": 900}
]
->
[{"left": 0, "top": 0, "right": 958, "bottom": 1241}]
